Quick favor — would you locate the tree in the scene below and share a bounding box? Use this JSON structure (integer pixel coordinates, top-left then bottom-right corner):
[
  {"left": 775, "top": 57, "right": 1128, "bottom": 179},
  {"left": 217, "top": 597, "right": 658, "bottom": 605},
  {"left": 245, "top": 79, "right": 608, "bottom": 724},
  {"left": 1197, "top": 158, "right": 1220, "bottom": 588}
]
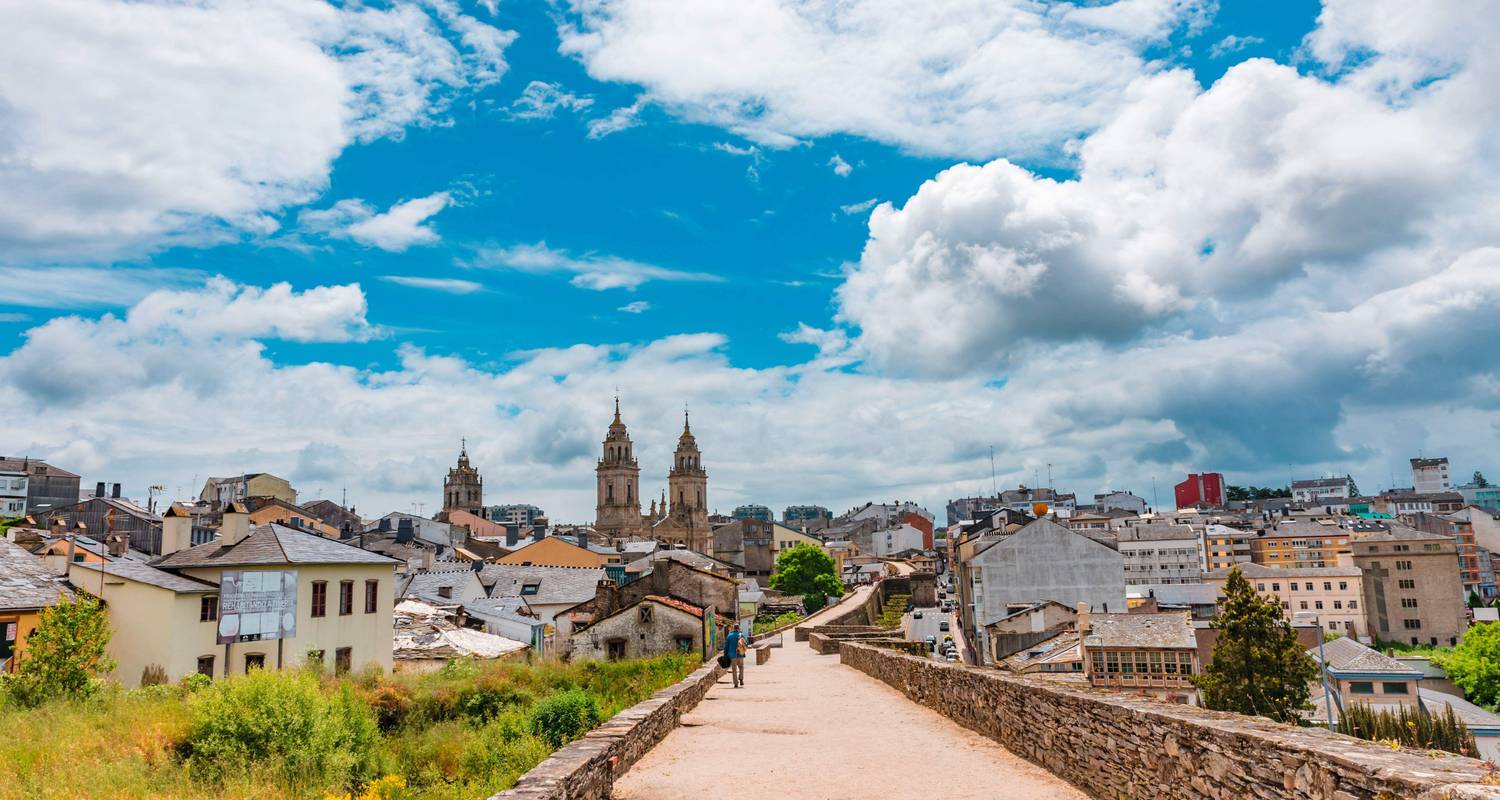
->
[
  {"left": 1469, "top": 590, "right": 1485, "bottom": 609},
  {"left": 1194, "top": 567, "right": 1319, "bottom": 724},
  {"left": 1345, "top": 475, "right": 1360, "bottom": 498},
  {"left": 10, "top": 594, "right": 116, "bottom": 705},
  {"left": 1476, "top": 471, "right": 1491, "bottom": 489},
  {"left": 1437, "top": 623, "right": 1500, "bottom": 710},
  {"left": 768, "top": 544, "right": 845, "bottom": 612}
]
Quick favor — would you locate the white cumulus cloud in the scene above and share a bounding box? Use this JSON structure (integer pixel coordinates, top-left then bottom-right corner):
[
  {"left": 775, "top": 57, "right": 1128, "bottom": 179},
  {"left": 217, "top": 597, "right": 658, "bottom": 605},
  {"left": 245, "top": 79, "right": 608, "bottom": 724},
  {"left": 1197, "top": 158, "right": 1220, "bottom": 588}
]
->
[
  {"left": 302, "top": 192, "right": 453, "bottom": 251},
  {"left": 469, "top": 242, "right": 721, "bottom": 291}
]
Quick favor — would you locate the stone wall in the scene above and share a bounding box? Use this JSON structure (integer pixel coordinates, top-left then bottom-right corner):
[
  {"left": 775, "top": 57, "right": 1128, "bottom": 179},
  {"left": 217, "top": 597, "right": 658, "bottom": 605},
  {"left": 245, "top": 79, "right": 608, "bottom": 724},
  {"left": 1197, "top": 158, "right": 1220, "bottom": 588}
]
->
[
  {"left": 838, "top": 641, "right": 1500, "bottom": 800},
  {"left": 489, "top": 661, "right": 723, "bottom": 800}
]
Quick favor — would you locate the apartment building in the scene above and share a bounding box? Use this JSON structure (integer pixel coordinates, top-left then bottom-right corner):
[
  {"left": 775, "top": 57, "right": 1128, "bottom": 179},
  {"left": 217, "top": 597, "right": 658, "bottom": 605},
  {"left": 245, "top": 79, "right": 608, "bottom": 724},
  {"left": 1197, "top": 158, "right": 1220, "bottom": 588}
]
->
[
  {"left": 1351, "top": 525, "right": 1467, "bottom": 647},
  {"left": 1203, "top": 562, "right": 1366, "bottom": 640},
  {"left": 1200, "top": 524, "right": 1252, "bottom": 571},
  {"left": 1405, "top": 512, "right": 1483, "bottom": 595},
  {"left": 1248, "top": 521, "right": 1352, "bottom": 569},
  {"left": 1117, "top": 523, "right": 1202, "bottom": 586}
]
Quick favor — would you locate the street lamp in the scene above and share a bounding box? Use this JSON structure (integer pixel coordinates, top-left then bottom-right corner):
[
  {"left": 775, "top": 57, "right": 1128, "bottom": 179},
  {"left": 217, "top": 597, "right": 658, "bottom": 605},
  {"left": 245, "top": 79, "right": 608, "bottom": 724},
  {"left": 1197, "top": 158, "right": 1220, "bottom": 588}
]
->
[{"left": 1316, "top": 616, "right": 1335, "bottom": 731}]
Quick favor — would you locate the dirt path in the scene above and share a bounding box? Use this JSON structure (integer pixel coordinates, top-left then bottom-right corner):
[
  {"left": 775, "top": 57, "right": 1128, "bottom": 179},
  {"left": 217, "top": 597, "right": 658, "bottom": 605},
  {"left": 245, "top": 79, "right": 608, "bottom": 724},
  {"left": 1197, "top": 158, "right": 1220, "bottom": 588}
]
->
[{"left": 612, "top": 593, "right": 1086, "bottom": 800}]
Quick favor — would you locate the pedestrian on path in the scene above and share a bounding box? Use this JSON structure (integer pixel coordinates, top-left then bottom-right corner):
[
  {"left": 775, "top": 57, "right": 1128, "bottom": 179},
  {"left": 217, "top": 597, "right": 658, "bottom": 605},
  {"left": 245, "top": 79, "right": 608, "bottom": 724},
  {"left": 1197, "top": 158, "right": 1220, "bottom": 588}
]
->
[{"left": 725, "top": 626, "right": 746, "bottom": 687}]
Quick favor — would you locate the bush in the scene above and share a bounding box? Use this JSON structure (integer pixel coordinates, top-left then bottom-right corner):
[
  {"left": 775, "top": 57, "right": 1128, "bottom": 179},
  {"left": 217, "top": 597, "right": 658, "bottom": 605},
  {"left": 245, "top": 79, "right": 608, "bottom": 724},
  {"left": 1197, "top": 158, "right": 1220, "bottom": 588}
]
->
[
  {"left": 367, "top": 683, "right": 416, "bottom": 731},
  {"left": 140, "top": 664, "right": 169, "bottom": 687},
  {"left": 180, "top": 672, "right": 212, "bottom": 693},
  {"left": 1338, "top": 702, "right": 1477, "bottom": 756},
  {"left": 182, "top": 669, "right": 381, "bottom": 790},
  {"left": 10, "top": 594, "right": 116, "bottom": 706},
  {"left": 528, "top": 689, "right": 601, "bottom": 747}
]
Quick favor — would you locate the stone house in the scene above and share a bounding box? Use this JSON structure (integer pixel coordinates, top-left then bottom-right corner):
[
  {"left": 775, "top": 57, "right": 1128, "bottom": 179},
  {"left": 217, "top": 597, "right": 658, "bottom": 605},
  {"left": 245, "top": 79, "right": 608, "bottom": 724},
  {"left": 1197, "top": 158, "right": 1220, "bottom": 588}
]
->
[
  {"left": 557, "top": 558, "right": 738, "bottom": 637},
  {"left": 0, "top": 538, "right": 74, "bottom": 673},
  {"left": 565, "top": 595, "right": 722, "bottom": 662}
]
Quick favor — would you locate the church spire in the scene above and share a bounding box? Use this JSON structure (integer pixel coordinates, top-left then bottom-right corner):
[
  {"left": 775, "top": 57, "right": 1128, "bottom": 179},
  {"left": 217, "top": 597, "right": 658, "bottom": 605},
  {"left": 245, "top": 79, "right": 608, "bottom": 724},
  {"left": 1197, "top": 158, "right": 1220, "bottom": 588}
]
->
[{"left": 683, "top": 406, "right": 691, "bottom": 434}]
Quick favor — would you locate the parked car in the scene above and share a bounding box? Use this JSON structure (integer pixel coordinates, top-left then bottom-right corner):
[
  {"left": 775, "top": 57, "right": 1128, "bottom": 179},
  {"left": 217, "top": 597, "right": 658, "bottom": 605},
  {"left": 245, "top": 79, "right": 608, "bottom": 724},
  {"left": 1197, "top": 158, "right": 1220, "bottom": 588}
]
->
[
  {"left": 913, "top": 610, "right": 923, "bottom": 619},
  {"left": 925, "top": 635, "right": 937, "bottom": 651},
  {"left": 939, "top": 621, "right": 950, "bottom": 632},
  {"left": 944, "top": 652, "right": 959, "bottom": 662}
]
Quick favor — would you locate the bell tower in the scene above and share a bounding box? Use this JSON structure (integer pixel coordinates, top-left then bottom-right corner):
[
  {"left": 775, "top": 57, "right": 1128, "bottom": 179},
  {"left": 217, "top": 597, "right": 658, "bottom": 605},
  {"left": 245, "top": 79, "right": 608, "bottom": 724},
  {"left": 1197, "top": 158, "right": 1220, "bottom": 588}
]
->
[
  {"left": 443, "top": 440, "right": 483, "bottom": 517},
  {"left": 666, "top": 409, "right": 709, "bottom": 548},
  {"left": 595, "top": 398, "right": 642, "bottom": 538}
]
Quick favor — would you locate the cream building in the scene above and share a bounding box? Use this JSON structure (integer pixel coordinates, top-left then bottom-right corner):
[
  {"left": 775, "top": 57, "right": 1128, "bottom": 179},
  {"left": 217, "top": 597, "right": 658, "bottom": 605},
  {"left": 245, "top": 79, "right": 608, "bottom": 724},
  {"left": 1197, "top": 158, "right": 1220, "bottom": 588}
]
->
[
  {"left": 1203, "top": 562, "right": 1367, "bottom": 641},
  {"left": 69, "top": 503, "right": 397, "bottom": 687}
]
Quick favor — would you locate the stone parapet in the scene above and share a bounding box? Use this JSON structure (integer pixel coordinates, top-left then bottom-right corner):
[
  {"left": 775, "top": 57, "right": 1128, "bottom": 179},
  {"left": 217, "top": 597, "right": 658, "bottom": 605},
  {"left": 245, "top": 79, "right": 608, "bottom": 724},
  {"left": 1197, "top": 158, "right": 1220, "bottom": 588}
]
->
[
  {"left": 489, "top": 661, "right": 724, "bottom": 800},
  {"left": 839, "top": 641, "right": 1500, "bottom": 800}
]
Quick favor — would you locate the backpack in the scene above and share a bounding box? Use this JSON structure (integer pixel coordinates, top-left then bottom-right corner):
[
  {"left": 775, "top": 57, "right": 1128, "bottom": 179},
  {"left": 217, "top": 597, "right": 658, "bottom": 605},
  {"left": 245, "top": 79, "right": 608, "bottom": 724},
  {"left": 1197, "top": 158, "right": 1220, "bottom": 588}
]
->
[{"left": 736, "top": 634, "right": 747, "bottom": 657}]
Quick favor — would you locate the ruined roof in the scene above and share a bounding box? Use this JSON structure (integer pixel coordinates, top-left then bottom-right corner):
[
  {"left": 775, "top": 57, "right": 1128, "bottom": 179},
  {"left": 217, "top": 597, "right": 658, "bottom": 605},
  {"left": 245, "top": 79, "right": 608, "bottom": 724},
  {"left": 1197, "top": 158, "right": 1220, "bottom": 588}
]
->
[
  {"left": 0, "top": 539, "right": 74, "bottom": 610},
  {"left": 398, "top": 569, "right": 480, "bottom": 603},
  {"left": 1001, "top": 631, "right": 1081, "bottom": 672},
  {"left": 1084, "top": 612, "right": 1195, "bottom": 650},
  {"left": 152, "top": 523, "right": 398, "bottom": 569},
  {"left": 394, "top": 600, "right": 529, "bottom": 661}
]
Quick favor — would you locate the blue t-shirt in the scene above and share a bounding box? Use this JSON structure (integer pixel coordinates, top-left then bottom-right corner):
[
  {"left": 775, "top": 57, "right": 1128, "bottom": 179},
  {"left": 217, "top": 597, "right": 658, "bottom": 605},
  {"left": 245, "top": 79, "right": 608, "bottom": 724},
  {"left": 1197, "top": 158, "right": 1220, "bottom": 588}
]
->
[{"left": 725, "top": 629, "right": 741, "bottom": 658}]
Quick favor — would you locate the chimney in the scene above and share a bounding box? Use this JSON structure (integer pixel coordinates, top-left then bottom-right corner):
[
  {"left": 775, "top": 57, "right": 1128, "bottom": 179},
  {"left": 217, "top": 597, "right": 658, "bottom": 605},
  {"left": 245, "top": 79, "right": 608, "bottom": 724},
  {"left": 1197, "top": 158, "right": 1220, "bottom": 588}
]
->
[
  {"left": 111, "top": 483, "right": 121, "bottom": 499},
  {"left": 378, "top": 516, "right": 391, "bottom": 532},
  {"left": 504, "top": 524, "right": 518, "bottom": 547},
  {"left": 1076, "top": 602, "right": 1091, "bottom": 635},
  {"left": 577, "top": 530, "right": 589, "bottom": 550},
  {"left": 161, "top": 503, "right": 194, "bottom": 555},
  {"left": 106, "top": 531, "right": 128, "bottom": 558},
  {"left": 532, "top": 522, "right": 545, "bottom": 542},
  {"left": 95, "top": 481, "right": 106, "bottom": 499},
  {"left": 396, "top": 518, "right": 415, "bottom": 544},
  {"left": 222, "top": 501, "right": 250, "bottom": 545},
  {"left": 421, "top": 547, "right": 434, "bottom": 571}
]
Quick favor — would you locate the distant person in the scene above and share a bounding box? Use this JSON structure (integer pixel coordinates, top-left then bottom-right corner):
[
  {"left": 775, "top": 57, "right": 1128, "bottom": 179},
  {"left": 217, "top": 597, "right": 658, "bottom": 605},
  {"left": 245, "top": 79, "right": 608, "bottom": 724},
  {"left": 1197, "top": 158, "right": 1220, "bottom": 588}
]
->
[{"left": 725, "top": 626, "right": 746, "bottom": 687}]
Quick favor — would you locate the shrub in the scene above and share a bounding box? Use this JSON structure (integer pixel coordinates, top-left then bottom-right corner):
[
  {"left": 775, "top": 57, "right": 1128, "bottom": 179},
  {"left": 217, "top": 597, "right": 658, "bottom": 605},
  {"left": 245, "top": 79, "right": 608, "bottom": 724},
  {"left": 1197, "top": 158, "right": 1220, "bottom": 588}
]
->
[
  {"left": 367, "top": 683, "right": 416, "bottom": 731},
  {"left": 1338, "top": 702, "right": 1477, "bottom": 756},
  {"left": 180, "top": 672, "right": 212, "bottom": 693},
  {"left": 183, "top": 669, "right": 381, "bottom": 790},
  {"left": 528, "top": 689, "right": 601, "bottom": 747},
  {"left": 140, "top": 664, "right": 169, "bottom": 687},
  {"left": 9, "top": 594, "right": 116, "bottom": 706}
]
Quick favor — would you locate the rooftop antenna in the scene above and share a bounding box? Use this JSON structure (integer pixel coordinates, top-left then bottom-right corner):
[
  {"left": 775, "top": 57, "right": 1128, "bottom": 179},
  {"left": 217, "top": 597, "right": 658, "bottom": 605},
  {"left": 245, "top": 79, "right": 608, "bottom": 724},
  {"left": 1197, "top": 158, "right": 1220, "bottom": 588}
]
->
[
  {"left": 989, "top": 446, "right": 997, "bottom": 497},
  {"left": 1047, "top": 463, "right": 1053, "bottom": 491},
  {"left": 341, "top": 486, "right": 347, "bottom": 509},
  {"left": 1151, "top": 476, "right": 1159, "bottom": 510}
]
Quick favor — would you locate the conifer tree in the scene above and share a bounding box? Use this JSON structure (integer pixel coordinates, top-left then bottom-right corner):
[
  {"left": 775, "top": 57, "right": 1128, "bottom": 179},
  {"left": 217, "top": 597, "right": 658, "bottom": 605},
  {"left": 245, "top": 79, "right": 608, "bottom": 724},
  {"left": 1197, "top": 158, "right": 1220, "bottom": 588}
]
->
[{"left": 1195, "top": 566, "right": 1319, "bottom": 724}]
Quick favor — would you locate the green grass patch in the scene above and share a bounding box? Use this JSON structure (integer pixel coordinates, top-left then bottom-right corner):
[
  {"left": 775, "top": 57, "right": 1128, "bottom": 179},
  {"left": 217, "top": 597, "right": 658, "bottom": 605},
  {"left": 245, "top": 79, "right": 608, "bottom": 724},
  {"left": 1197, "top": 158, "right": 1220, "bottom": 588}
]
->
[{"left": 0, "top": 653, "right": 697, "bottom": 800}]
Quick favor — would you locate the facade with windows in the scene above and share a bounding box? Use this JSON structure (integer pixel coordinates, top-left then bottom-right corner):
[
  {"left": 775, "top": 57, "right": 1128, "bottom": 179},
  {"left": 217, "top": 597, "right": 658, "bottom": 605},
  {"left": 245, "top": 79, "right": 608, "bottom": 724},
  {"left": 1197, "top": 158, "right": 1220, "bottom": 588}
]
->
[
  {"left": 1351, "top": 525, "right": 1467, "bottom": 647},
  {"left": 1203, "top": 562, "right": 1367, "bottom": 641},
  {"left": 563, "top": 595, "right": 722, "bottom": 662},
  {"left": 1248, "top": 523, "right": 1352, "bottom": 569},
  {"left": 1117, "top": 523, "right": 1202, "bottom": 586},
  {"left": 1081, "top": 610, "right": 1199, "bottom": 704},
  {"left": 0, "top": 468, "right": 27, "bottom": 517}
]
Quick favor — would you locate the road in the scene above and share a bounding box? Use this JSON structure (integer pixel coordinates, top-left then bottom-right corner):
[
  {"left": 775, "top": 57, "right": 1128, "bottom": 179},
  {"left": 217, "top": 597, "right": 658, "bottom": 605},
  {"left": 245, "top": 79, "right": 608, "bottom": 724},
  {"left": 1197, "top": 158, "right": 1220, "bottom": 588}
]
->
[{"left": 612, "top": 600, "right": 1085, "bottom": 800}]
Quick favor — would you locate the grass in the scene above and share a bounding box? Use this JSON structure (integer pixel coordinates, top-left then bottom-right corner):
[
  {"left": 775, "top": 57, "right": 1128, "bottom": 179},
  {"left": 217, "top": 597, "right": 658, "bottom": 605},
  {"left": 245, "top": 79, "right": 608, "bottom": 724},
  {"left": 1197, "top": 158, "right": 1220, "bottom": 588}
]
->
[
  {"left": 0, "top": 653, "right": 697, "bottom": 800},
  {"left": 752, "top": 611, "right": 803, "bottom": 635},
  {"left": 1371, "top": 639, "right": 1454, "bottom": 658}
]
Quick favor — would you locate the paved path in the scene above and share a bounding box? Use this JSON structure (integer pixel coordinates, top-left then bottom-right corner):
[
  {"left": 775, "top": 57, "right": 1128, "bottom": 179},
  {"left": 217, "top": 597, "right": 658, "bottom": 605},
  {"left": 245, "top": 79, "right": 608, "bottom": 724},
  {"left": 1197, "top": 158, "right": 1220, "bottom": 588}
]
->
[{"left": 613, "top": 591, "right": 1085, "bottom": 800}]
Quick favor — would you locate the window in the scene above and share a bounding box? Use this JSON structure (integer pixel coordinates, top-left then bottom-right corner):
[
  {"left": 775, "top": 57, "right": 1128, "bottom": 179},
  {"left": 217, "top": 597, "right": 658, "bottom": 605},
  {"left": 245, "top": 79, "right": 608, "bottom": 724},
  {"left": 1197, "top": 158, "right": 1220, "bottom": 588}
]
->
[
  {"left": 1382, "top": 682, "right": 1410, "bottom": 695},
  {"left": 1339, "top": 581, "right": 1348, "bottom": 590},
  {"left": 1333, "top": 601, "right": 1342, "bottom": 609},
  {"left": 312, "top": 581, "right": 327, "bottom": 617},
  {"left": 1299, "top": 601, "right": 1308, "bottom": 610},
  {"left": 335, "top": 647, "right": 352, "bottom": 675},
  {"left": 1323, "top": 582, "right": 1332, "bottom": 591},
  {"left": 606, "top": 639, "right": 626, "bottom": 661},
  {"left": 1401, "top": 598, "right": 1419, "bottom": 608},
  {"left": 1396, "top": 560, "right": 1413, "bottom": 571},
  {"left": 1328, "top": 621, "right": 1338, "bottom": 631},
  {"left": 1394, "top": 544, "right": 1410, "bottom": 552},
  {"left": 365, "top": 580, "right": 378, "bottom": 614},
  {"left": 1256, "top": 583, "right": 1265, "bottom": 592},
  {"left": 1314, "top": 601, "right": 1324, "bottom": 610},
  {"left": 520, "top": 583, "right": 540, "bottom": 596},
  {"left": 1403, "top": 619, "right": 1422, "bottom": 630},
  {"left": 1350, "top": 681, "right": 1375, "bottom": 695},
  {"left": 307, "top": 649, "right": 325, "bottom": 666},
  {"left": 675, "top": 636, "right": 694, "bottom": 653},
  {"left": 196, "top": 655, "right": 214, "bottom": 678},
  {"left": 245, "top": 653, "right": 265, "bottom": 673},
  {"left": 1424, "top": 543, "right": 1442, "bottom": 552},
  {"left": 1349, "top": 600, "right": 1358, "bottom": 609},
  {"left": 639, "top": 605, "right": 654, "bottom": 623},
  {"left": 1305, "top": 582, "right": 1314, "bottom": 591},
  {"left": 1398, "top": 579, "right": 1416, "bottom": 589},
  {"left": 1178, "top": 653, "right": 1193, "bottom": 676},
  {"left": 1281, "top": 601, "right": 1289, "bottom": 610},
  {"left": 437, "top": 586, "right": 453, "bottom": 600},
  {"left": 339, "top": 581, "right": 353, "bottom": 616},
  {"left": 200, "top": 595, "right": 219, "bottom": 622},
  {"left": 1271, "top": 583, "right": 1281, "bottom": 592}
]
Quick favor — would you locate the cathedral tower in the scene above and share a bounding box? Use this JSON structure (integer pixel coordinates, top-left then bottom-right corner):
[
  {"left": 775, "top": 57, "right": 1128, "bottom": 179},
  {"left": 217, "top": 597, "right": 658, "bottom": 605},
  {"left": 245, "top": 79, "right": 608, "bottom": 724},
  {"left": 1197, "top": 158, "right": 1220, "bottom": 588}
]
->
[
  {"left": 595, "top": 398, "right": 643, "bottom": 538},
  {"left": 664, "top": 410, "right": 710, "bottom": 548},
  {"left": 443, "top": 441, "right": 483, "bottom": 517}
]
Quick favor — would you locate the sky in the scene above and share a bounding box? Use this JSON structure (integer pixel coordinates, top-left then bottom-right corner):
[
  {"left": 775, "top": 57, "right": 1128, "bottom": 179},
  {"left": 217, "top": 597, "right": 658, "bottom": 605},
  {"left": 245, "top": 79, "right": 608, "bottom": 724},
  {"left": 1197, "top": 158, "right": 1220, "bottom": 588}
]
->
[{"left": 2, "top": 0, "right": 1498, "bottom": 522}]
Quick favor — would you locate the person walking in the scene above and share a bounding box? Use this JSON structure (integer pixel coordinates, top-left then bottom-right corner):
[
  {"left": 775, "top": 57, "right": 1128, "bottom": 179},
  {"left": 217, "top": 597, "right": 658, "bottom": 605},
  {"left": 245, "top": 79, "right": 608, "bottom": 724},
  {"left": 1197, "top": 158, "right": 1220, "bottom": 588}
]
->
[{"left": 724, "top": 626, "right": 746, "bottom": 687}]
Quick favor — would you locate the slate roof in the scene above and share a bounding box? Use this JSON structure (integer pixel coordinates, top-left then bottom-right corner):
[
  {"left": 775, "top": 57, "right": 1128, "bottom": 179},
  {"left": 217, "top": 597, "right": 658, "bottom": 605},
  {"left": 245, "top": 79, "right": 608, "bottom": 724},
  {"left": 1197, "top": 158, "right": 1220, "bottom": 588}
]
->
[
  {"left": 1001, "top": 631, "right": 1081, "bottom": 672},
  {"left": 479, "top": 564, "right": 605, "bottom": 606},
  {"left": 398, "top": 569, "right": 481, "bottom": 603},
  {"left": 1354, "top": 524, "right": 1452, "bottom": 543},
  {"left": 1084, "top": 612, "right": 1196, "bottom": 650},
  {"left": 624, "top": 548, "right": 738, "bottom": 575},
  {"left": 1117, "top": 523, "right": 1198, "bottom": 542},
  {"left": 73, "top": 560, "right": 218, "bottom": 594},
  {"left": 0, "top": 458, "right": 79, "bottom": 478},
  {"left": 1309, "top": 636, "right": 1423, "bottom": 677},
  {"left": 152, "top": 523, "right": 398, "bottom": 569},
  {"left": 1292, "top": 478, "right": 1351, "bottom": 489},
  {"left": 0, "top": 538, "right": 74, "bottom": 610},
  {"left": 1204, "top": 562, "right": 1361, "bottom": 579}
]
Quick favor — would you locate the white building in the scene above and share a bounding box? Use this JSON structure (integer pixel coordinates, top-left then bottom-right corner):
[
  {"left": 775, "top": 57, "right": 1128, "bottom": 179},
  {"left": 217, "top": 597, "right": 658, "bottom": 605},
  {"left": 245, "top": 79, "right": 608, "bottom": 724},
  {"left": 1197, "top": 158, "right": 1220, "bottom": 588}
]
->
[
  {"left": 1291, "top": 477, "right": 1354, "bottom": 506},
  {"left": 1116, "top": 523, "right": 1202, "bottom": 586},
  {"left": 1093, "top": 491, "right": 1148, "bottom": 514},
  {"left": 870, "top": 523, "right": 927, "bottom": 557},
  {"left": 846, "top": 501, "right": 933, "bottom": 527},
  {"left": 1412, "top": 457, "right": 1452, "bottom": 494},
  {"left": 0, "top": 468, "right": 27, "bottom": 517}
]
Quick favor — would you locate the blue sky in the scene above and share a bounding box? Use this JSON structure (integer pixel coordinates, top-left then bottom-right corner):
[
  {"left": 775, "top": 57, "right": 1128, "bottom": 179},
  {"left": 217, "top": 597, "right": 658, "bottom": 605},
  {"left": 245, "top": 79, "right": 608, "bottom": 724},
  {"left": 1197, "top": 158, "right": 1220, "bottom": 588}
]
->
[{"left": 1, "top": 0, "right": 1496, "bottom": 520}]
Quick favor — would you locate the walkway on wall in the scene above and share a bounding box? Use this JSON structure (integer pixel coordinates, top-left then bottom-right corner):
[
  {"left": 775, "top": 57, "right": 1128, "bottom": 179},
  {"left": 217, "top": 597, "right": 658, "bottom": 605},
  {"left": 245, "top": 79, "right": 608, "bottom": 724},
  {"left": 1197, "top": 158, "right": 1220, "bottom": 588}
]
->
[{"left": 611, "top": 588, "right": 1085, "bottom": 800}]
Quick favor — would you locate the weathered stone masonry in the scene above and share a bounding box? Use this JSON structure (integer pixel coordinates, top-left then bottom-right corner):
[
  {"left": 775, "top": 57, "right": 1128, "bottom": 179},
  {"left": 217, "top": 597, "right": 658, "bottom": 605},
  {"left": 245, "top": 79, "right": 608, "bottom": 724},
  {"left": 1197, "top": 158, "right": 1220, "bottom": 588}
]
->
[
  {"left": 838, "top": 641, "right": 1500, "bottom": 800},
  {"left": 489, "top": 661, "right": 723, "bottom": 800}
]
